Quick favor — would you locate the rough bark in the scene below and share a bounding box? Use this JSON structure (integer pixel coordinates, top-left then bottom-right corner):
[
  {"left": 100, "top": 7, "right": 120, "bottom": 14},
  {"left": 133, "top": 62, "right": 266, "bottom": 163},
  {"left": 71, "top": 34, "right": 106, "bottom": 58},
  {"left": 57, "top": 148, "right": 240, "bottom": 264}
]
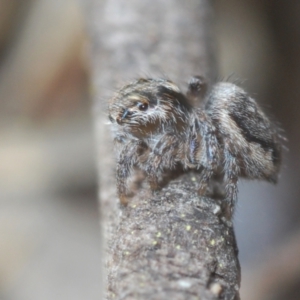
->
[{"left": 82, "top": 0, "right": 241, "bottom": 299}]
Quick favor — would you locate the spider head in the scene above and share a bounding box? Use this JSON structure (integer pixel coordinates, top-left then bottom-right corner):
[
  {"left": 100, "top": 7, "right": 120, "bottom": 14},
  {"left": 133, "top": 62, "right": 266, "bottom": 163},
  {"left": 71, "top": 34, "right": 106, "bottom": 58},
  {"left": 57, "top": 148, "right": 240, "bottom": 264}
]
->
[
  {"left": 108, "top": 78, "right": 192, "bottom": 134},
  {"left": 109, "top": 92, "right": 152, "bottom": 126}
]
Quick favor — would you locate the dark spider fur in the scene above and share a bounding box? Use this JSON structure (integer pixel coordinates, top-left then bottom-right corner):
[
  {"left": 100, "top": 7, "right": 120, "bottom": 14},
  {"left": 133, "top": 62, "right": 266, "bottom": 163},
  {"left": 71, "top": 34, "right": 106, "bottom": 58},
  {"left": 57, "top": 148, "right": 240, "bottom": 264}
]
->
[{"left": 108, "top": 77, "right": 283, "bottom": 217}]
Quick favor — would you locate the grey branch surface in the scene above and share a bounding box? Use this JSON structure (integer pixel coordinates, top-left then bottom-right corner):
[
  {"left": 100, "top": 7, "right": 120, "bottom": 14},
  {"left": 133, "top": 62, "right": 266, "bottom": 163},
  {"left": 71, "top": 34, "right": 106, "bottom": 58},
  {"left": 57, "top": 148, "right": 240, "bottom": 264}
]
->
[{"left": 83, "top": 0, "right": 241, "bottom": 299}]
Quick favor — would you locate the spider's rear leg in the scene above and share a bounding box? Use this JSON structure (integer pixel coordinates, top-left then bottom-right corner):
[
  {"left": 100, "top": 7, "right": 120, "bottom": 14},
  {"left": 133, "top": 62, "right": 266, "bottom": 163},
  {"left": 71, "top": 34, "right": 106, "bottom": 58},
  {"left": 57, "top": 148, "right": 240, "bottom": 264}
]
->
[
  {"left": 223, "top": 148, "right": 240, "bottom": 217},
  {"left": 197, "top": 140, "right": 219, "bottom": 197},
  {"left": 197, "top": 169, "right": 214, "bottom": 196}
]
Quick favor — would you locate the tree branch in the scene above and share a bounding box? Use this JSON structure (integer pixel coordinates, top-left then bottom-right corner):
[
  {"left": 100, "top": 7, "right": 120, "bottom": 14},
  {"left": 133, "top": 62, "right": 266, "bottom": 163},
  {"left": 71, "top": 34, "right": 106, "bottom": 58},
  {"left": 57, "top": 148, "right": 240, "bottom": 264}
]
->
[{"left": 82, "top": 0, "right": 240, "bottom": 299}]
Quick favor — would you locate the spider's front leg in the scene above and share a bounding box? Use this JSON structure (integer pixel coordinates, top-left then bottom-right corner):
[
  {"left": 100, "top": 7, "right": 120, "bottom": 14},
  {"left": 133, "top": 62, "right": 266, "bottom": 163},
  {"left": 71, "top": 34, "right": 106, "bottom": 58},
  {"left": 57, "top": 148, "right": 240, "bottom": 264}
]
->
[
  {"left": 116, "top": 140, "right": 147, "bottom": 204},
  {"left": 145, "top": 134, "right": 180, "bottom": 191}
]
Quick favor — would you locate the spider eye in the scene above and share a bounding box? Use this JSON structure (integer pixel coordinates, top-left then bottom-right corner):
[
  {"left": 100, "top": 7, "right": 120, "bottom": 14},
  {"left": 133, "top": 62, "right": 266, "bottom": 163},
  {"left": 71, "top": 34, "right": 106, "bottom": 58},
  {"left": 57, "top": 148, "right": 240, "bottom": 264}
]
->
[{"left": 137, "top": 102, "right": 148, "bottom": 111}]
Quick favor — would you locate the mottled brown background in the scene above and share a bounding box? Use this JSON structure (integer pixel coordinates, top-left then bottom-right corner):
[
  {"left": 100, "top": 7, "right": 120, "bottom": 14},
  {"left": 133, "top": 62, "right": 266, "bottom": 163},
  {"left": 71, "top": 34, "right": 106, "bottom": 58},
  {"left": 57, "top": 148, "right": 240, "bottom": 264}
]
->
[{"left": 0, "top": 0, "right": 299, "bottom": 299}]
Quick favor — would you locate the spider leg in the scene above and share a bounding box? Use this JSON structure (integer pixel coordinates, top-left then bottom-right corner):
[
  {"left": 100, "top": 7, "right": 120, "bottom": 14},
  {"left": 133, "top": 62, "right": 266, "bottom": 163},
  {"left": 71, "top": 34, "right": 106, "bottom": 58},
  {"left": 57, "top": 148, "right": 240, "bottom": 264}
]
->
[
  {"left": 223, "top": 147, "right": 240, "bottom": 217},
  {"left": 189, "top": 114, "right": 219, "bottom": 196},
  {"left": 198, "top": 133, "right": 219, "bottom": 196},
  {"left": 186, "top": 75, "right": 208, "bottom": 104},
  {"left": 145, "top": 135, "right": 180, "bottom": 190},
  {"left": 116, "top": 140, "right": 146, "bottom": 204}
]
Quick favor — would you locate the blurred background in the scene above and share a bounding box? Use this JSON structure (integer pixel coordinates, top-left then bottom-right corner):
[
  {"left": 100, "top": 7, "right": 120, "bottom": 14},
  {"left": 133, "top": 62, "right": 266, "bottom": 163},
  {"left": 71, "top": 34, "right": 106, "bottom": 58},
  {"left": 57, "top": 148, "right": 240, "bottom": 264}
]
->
[{"left": 0, "top": 0, "right": 299, "bottom": 299}]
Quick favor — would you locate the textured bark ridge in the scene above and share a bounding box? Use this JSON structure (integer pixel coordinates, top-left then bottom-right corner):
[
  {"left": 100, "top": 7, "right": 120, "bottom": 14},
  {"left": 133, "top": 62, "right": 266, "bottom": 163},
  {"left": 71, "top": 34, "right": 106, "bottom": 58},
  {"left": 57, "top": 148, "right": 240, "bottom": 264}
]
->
[
  {"left": 82, "top": 0, "right": 241, "bottom": 299},
  {"left": 107, "top": 173, "right": 240, "bottom": 300}
]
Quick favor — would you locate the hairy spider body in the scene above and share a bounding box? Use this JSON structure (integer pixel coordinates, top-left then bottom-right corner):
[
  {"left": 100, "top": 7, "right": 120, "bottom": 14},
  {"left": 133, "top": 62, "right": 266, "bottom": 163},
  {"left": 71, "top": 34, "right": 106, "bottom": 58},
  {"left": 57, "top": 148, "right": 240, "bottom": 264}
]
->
[
  {"left": 108, "top": 77, "right": 282, "bottom": 215},
  {"left": 206, "top": 83, "right": 282, "bottom": 206}
]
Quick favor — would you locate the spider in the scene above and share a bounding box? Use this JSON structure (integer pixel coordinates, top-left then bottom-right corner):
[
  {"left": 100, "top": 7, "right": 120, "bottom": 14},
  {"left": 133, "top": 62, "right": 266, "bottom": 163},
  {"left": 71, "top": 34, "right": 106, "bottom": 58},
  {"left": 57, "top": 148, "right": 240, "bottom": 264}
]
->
[{"left": 108, "top": 77, "right": 283, "bottom": 216}]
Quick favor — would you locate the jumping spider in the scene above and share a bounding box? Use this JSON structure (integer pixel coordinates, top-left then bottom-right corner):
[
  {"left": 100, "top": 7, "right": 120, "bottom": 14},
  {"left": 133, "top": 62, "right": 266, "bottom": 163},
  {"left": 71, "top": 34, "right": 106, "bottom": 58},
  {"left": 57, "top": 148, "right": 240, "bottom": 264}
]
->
[{"left": 108, "top": 77, "right": 282, "bottom": 215}]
